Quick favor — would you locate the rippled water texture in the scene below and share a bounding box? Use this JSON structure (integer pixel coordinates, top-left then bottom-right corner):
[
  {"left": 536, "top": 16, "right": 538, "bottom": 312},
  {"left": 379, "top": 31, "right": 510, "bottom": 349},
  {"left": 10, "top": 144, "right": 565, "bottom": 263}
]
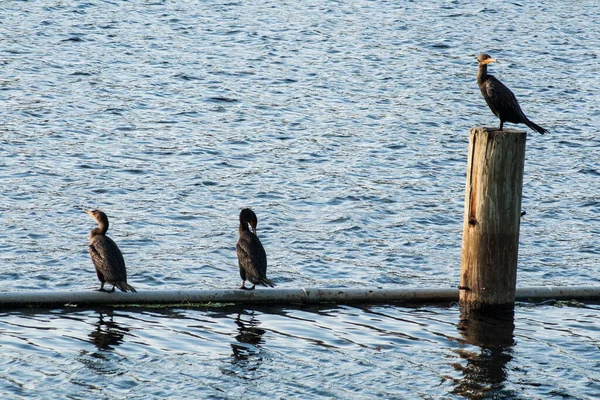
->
[
  {"left": 0, "top": 0, "right": 599, "bottom": 398},
  {"left": 0, "top": 303, "right": 599, "bottom": 399}
]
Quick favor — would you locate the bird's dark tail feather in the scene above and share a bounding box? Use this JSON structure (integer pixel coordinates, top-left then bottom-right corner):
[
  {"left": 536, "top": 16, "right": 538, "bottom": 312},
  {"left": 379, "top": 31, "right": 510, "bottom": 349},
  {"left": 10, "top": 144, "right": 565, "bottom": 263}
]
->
[
  {"left": 257, "top": 278, "right": 275, "bottom": 288},
  {"left": 525, "top": 118, "right": 548, "bottom": 135},
  {"left": 115, "top": 282, "right": 137, "bottom": 293}
]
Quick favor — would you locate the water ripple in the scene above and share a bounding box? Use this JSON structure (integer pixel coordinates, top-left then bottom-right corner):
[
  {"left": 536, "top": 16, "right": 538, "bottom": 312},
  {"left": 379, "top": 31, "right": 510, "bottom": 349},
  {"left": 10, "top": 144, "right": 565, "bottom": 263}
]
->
[{"left": 1, "top": 0, "right": 599, "bottom": 397}]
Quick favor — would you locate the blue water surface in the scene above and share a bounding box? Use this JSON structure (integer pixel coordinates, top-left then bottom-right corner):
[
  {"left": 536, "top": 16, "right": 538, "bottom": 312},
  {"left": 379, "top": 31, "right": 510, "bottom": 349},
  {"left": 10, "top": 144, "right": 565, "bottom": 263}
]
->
[{"left": 0, "top": 0, "right": 599, "bottom": 398}]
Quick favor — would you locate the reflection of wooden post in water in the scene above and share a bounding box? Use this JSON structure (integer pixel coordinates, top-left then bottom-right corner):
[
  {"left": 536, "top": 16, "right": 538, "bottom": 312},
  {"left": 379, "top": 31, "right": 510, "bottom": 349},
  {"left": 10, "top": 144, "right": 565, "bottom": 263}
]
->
[
  {"left": 460, "top": 127, "right": 526, "bottom": 310},
  {"left": 452, "top": 308, "right": 515, "bottom": 397}
]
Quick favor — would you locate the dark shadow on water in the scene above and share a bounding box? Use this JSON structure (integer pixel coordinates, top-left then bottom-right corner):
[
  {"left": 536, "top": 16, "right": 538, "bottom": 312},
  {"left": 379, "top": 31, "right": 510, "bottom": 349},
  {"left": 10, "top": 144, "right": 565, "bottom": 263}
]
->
[
  {"left": 222, "top": 311, "right": 267, "bottom": 380},
  {"left": 78, "top": 310, "right": 132, "bottom": 375},
  {"left": 88, "top": 310, "right": 129, "bottom": 351},
  {"left": 452, "top": 307, "right": 522, "bottom": 399},
  {"left": 231, "top": 312, "right": 266, "bottom": 364}
]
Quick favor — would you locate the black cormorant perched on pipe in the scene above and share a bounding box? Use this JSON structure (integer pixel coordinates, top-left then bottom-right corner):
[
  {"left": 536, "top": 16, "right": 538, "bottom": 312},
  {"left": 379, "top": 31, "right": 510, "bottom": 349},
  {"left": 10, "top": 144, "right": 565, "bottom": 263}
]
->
[
  {"left": 84, "top": 209, "right": 137, "bottom": 293},
  {"left": 236, "top": 208, "right": 274, "bottom": 290},
  {"left": 477, "top": 53, "right": 548, "bottom": 134}
]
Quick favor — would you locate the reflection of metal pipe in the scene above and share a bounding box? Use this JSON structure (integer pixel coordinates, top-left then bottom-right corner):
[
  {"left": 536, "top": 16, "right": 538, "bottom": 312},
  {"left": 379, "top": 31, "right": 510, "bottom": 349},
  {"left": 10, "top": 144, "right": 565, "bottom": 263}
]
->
[{"left": 0, "top": 286, "right": 598, "bottom": 309}]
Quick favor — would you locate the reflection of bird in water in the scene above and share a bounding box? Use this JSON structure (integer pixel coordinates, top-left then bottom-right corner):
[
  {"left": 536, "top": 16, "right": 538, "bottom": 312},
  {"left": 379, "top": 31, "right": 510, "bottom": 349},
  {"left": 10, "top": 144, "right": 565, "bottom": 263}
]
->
[
  {"left": 477, "top": 53, "right": 548, "bottom": 134},
  {"left": 84, "top": 209, "right": 137, "bottom": 293},
  {"left": 89, "top": 311, "right": 128, "bottom": 350},
  {"left": 234, "top": 314, "right": 266, "bottom": 346},
  {"left": 236, "top": 209, "right": 275, "bottom": 290},
  {"left": 231, "top": 313, "right": 266, "bottom": 364}
]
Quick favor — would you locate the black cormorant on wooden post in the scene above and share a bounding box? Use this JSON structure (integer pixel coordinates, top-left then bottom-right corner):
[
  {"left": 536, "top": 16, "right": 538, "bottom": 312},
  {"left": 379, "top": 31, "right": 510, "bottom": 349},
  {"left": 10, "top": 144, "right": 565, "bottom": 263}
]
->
[{"left": 477, "top": 53, "right": 548, "bottom": 134}]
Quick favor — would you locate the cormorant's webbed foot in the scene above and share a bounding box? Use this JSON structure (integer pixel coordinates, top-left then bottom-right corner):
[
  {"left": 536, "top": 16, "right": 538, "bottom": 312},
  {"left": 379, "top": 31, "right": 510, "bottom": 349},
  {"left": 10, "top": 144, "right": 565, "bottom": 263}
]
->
[{"left": 239, "top": 284, "right": 256, "bottom": 290}]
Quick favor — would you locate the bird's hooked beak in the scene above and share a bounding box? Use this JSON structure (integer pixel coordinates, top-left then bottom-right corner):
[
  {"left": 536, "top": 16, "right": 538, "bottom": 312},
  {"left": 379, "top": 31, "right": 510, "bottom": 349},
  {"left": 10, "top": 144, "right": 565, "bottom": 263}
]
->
[
  {"left": 83, "top": 209, "right": 92, "bottom": 216},
  {"left": 250, "top": 222, "right": 257, "bottom": 235},
  {"left": 484, "top": 57, "right": 497, "bottom": 65}
]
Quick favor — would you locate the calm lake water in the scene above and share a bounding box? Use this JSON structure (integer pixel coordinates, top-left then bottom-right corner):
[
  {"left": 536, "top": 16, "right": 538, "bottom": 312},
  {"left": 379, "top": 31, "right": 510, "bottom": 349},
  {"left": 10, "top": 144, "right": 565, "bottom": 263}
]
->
[{"left": 0, "top": 0, "right": 599, "bottom": 398}]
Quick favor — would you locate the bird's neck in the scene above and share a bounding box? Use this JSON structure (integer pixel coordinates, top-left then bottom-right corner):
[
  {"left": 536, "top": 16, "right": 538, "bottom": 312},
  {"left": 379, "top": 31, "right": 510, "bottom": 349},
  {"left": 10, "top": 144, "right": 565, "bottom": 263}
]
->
[
  {"left": 239, "top": 223, "right": 250, "bottom": 235},
  {"left": 477, "top": 64, "right": 488, "bottom": 85},
  {"left": 90, "top": 226, "right": 107, "bottom": 239}
]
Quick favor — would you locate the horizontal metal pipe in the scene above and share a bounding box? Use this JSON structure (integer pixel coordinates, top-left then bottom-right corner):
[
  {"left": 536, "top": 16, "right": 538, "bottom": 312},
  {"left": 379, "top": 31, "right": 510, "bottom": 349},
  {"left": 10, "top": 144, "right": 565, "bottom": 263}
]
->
[
  {"left": 0, "top": 286, "right": 598, "bottom": 309},
  {"left": 515, "top": 286, "right": 600, "bottom": 301}
]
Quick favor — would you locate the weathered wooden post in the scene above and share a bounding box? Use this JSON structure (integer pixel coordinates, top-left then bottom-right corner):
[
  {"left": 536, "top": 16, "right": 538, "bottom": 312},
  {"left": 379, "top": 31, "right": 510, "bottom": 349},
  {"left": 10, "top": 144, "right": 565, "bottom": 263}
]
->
[{"left": 460, "top": 127, "right": 526, "bottom": 310}]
